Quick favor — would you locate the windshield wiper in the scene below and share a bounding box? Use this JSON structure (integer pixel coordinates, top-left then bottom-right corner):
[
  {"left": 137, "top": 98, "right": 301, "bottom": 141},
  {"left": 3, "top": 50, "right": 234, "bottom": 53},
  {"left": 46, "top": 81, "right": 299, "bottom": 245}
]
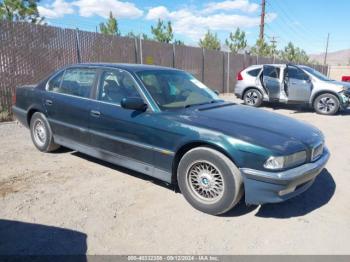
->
[{"left": 185, "top": 100, "right": 219, "bottom": 108}]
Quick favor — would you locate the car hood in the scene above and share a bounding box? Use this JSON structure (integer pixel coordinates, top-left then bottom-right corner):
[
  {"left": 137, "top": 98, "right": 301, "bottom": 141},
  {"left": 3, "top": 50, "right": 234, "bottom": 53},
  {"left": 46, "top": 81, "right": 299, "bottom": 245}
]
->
[
  {"left": 318, "top": 80, "right": 350, "bottom": 90},
  {"left": 174, "top": 103, "right": 324, "bottom": 154}
]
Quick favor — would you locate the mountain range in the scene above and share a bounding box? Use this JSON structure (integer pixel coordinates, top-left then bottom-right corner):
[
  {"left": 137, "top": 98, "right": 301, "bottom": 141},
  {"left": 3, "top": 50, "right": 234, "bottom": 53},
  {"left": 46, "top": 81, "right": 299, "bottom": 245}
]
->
[{"left": 309, "top": 49, "right": 350, "bottom": 65}]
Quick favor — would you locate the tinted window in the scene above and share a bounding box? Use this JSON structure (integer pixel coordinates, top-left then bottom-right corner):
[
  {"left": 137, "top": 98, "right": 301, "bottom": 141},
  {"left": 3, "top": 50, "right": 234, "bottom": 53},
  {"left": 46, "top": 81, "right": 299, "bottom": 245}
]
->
[
  {"left": 264, "top": 66, "right": 280, "bottom": 79},
  {"left": 47, "top": 71, "right": 64, "bottom": 91},
  {"left": 247, "top": 68, "right": 261, "bottom": 77},
  {"left": 49, "top": 68, "right": 96, "bottom": 98},
  {"left": 287, "top": 67, "right": 309, "bottom": 81},
  {"left": 136, "top": 70, "right": 218, "bottom": 109},
  {"left": 98, "top": 70, "right": 141, "bottom": 105}
]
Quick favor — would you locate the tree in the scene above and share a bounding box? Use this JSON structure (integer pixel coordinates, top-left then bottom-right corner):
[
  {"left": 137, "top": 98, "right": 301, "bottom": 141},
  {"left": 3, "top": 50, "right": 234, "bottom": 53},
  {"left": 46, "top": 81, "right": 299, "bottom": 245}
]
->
[
  {"left": 279, "top": 42, "right": 309, "bottom": 63},
  {"left": 250, "top": 38, "right": 272, "bottom": 57},
  {"left": 199, "top": 30, "right": 221, "bottom": 51},
  {"left": 225, "top": 28, "right": 247, "bottom": 54},
  {"left": 99, "top": 11, "right": 120, "bottom": 36},
  {"left": 174, "top": 39, "right": 184, "bottom": 45},
  {"left": 0, "top": 0, "right": 43, "bottom": 23},
  {"left": 126, "top": 31, "right": 150, "bottom": 40},
  {"left": 151, "top": 19, "right": 173, "bottom": 43}
]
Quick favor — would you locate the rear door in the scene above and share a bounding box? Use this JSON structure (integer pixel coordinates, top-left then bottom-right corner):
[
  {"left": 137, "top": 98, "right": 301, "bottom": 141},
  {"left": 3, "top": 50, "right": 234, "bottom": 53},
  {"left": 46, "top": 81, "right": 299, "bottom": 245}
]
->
[
  {"left": 44, "top": 67, "right": 97, "bottom": 145},
  {"left": 286, "top": 65, "right": 312, "bottom": 102},
  {"left": 262, "top": 65, "right": 281, "bottom": 100}
]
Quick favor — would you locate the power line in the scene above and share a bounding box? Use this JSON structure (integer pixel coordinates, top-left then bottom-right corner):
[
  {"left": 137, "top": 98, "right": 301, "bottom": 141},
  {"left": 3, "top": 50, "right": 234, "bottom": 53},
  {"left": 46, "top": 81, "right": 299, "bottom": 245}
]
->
[{"left": 266, "top": 0, "right": 325, "bottom": 44}]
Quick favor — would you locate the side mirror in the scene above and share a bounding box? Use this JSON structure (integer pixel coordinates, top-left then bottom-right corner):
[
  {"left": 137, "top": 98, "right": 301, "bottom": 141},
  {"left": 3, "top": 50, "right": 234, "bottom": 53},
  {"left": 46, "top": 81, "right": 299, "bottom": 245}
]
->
[
  {"left": 214, "top": 90, "right": 220, "bottom": 95},
  {"left": 121, "top": 97, "right": 147, "bottom": 111}
]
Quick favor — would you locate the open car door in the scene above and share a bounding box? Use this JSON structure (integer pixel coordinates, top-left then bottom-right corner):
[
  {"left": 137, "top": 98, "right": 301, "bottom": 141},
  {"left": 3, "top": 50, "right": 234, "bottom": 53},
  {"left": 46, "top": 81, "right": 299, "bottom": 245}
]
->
[
  {"left": 285, "top": 65, "right": 312, "bottom": 102},
  {"left": 262, "top": 65, "right": 281, "bottom": 100}
]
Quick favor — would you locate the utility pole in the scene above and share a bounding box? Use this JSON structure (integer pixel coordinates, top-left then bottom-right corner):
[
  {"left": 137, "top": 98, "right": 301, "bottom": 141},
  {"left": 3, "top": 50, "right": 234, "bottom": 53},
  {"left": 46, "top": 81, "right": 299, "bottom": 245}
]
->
[
  {"left": 323, "top": 33, "right": 330, "bottom": 65},
  {"left": 259, "top": 0, "right": 266, "bottom": 41},
  {"left": 269, "top": 35, "right": 278, "bottom": 62}
]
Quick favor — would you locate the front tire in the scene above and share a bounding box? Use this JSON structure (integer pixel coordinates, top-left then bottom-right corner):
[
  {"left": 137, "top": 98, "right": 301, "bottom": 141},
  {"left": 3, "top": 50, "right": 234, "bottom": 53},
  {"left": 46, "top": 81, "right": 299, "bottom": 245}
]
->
[
  {"left": 243, "top": 89, "right": 263, "bottom": 107},
  {"left": 177, "top": 147, "right": 243, "bottom": 215},
  {"left": 30, "top": 112, "right": 60, "bottom": 152},
  {"left": 313, "top": 93, "right": 340, "bottom": 115}
]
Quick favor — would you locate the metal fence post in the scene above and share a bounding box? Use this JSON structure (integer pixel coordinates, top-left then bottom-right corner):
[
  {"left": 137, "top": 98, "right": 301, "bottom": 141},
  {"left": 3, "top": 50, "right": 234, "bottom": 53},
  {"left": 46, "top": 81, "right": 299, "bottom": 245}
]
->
[
  {"left": 75, "top": 28, "right": 81, "bottom": 63},
  {"left": 226, "top": 52, "right": 230, "bottom": 93},
  {"left": 172, "top": 43, "right": 176, "bottom": 68},
  {"left": 139, "top": 35, "right": 143, "bottom": 64},
  {"left": 202, "top": 48, "right": 205, "bottom": 82},
  {"left": 134, "top": 37, "right": 138, "bottom": 64}
]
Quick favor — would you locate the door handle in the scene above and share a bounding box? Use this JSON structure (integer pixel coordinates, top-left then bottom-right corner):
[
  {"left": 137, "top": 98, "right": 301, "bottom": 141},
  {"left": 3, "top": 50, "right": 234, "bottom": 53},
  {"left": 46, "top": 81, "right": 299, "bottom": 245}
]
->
[
  {"left": 90, "top": 110, "right": 101, "bottom": 117},
  {"left": 45, "top": 99, "right": 53, "bottom": 106}
]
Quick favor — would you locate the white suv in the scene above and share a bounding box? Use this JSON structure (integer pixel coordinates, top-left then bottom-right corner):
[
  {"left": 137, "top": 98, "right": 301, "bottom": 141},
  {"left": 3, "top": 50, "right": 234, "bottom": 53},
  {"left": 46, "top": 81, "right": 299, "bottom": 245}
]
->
[{"left": 234, "top": 64, "right": 350, "bottom": 115}]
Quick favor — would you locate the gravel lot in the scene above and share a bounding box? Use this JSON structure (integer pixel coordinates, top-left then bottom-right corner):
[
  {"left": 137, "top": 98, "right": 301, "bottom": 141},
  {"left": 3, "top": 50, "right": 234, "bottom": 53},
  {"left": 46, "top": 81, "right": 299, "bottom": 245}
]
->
[{"left": 1, "top": 94, "right": 350, "bottom": 255}]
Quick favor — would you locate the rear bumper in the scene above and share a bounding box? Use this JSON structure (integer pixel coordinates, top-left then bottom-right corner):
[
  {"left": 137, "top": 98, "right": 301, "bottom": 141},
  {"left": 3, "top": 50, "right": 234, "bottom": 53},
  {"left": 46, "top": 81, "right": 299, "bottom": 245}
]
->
[
  {"left": 240, "top": 148, "right": 330, "bottom": 205},
  {"left": 12, "top": 106, "right": 28, "bottom": 127}
]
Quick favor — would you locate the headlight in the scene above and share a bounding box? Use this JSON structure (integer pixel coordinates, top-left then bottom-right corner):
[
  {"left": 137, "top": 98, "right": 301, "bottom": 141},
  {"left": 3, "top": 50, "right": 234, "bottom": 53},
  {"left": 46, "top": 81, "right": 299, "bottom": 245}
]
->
[{"left": 264, "top": 151, "right": 307, "bottom": 170}]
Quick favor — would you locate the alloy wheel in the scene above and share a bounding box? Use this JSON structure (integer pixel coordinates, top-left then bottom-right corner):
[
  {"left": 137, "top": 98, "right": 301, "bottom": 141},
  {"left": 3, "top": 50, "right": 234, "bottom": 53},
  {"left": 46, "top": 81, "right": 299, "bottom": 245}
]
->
[
  {"left": 317, "top": 96, "right": 336, "bottom": 113},
  {"left": 186, "top": 161, "right": 224, "bottom": 203}
]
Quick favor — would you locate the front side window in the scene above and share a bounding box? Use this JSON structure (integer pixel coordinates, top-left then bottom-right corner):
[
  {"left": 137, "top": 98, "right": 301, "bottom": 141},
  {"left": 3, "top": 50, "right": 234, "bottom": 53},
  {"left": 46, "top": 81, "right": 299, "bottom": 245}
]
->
[
  {"left": 98, "top": 70, "right": 141, "bottom": 105},
  {"left": 48, "top": 68, "right": 96, "bottom": 98},
  {"left": 136, "top": 70, "right": 219, "bottom": 110},
  {"left": 287, "top": 66, "right": 309, "bottom": 81}
]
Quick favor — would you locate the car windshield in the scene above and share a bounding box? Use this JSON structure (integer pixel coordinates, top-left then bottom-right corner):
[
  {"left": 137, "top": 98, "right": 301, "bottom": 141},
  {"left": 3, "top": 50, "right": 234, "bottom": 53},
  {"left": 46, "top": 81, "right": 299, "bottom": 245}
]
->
[
  {"left": 136, "top": 70, "right": 220, "bottom": 110},
  {"left": 302, "top": 66, "right": 332, "bottom": 81}
]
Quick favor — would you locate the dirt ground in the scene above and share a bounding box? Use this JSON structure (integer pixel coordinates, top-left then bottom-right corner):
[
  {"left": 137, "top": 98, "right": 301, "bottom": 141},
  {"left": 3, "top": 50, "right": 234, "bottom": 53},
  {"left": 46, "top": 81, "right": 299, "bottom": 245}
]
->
[{"left": 1, "top": 94, "right": 350, "bottom": 255}]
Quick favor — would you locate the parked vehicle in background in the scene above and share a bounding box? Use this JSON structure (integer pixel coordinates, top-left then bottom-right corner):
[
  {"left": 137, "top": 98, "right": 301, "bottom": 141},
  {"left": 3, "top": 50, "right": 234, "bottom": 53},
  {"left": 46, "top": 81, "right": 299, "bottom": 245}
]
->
[
  {"left": 235, "top": 64, "right": 350, "bottom": 115},
  {"left": 342, "top": 76, "right": 350, "bottom": 82},
  {"left": 13, "top": 63, "right": 330, "bottom": 215}
]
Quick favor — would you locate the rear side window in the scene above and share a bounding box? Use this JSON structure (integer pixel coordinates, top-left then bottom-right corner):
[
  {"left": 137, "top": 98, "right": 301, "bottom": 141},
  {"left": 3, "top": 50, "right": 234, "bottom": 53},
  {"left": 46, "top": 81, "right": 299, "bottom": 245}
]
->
[
  {"left": 47, "top": 71, "right": 64, "bottom": 91},
  {"left": 48, "top": 68, "right": 96, "bottom": 98},
  {"left": 264, "top": 66, "right": 280, "bottom": 79},
  {"left": 247, "top": 68, "right": 261, "bottom": 77}
]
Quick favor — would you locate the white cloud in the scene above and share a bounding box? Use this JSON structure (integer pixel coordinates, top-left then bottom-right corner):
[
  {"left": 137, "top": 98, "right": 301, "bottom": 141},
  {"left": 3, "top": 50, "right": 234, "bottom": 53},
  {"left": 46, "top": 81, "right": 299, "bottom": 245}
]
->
[
  {"left": 145, "top": 3, "right": 277, "bottom": 40},
  {"left": 145, "top": 6, "right": 170, "bottom": 20},
  {"left": 38, "top": 0, "right": 74, "bottom": 19},
  {"left": 73, "top": 0, "right": 143, "bottom": 19},
  {"left": 38, "top": 0, "right": 143, "bottom": 19},
  {"left": 203, "top": 0, "right": 259, "bottom": 14}
]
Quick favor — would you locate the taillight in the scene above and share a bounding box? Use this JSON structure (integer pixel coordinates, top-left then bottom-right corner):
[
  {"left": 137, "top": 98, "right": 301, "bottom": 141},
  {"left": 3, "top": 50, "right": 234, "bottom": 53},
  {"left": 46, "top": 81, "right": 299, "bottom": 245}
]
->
[
  {"left": 237, "top": 70, "right": 243, "bottom": 81},
  {"left": 12, "top": 91, "right": 16, "bottom": 105}
]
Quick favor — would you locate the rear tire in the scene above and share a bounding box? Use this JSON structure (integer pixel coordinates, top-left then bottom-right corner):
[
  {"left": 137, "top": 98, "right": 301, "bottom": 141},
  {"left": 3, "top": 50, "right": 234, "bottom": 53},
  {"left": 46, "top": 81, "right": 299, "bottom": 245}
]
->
[
  {"left": 30, "top": 112, "right": 60, "bottom": 152},
  {"left": 243, "top": 89, "right": 263, "bottom": 107},
  {"left": 177, "top": 147, "right": 243, "bottom": 215},
  {"left": 313, "top": 93, "right": 340, "bottom": 115}
]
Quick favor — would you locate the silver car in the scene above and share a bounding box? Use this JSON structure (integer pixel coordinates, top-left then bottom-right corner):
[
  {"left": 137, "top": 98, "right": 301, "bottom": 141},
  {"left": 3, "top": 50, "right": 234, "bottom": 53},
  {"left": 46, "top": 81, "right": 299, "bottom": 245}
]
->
[{"left": 234, "top": 64, "right": 350, "bottom": 115}]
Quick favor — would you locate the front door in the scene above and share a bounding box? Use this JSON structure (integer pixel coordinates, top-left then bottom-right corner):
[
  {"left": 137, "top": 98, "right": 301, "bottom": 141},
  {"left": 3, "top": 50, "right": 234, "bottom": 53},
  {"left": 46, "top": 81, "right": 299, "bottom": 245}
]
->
[
  {"left": 89, "top": 69, "right": 156, "bottom": 173},
  {"left": 285, "top": 66, "right": 312, "bottom": 102},
  {"left": 262, "top": 65, "right": 281, "bottom": 100},
  {"left": 44, "top": 67, "right": 97, "bottom": 145}
]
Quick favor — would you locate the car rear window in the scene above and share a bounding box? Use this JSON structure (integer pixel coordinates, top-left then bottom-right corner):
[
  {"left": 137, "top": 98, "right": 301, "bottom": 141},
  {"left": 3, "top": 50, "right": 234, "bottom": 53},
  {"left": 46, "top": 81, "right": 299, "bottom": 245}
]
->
[{"left": 247, "top": 68, "right": 261, "bottom": 77}]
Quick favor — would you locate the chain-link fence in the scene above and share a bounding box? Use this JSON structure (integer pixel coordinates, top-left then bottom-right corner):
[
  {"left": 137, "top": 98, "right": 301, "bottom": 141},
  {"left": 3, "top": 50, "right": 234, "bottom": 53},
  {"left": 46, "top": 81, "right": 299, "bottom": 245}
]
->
[{"left": 0, "top": 21, "right": 328, "bottom": 121}]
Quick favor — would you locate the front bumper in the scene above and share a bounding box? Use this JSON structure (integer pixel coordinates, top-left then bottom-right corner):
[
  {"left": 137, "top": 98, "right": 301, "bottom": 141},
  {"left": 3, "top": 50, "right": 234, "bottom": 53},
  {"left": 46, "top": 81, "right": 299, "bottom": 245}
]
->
[
  {"left": 339, "top": 90, "right": 350, "bottom": 109},
  {"left": 240, "top": 148, "right": 330, "bottom": 205}
]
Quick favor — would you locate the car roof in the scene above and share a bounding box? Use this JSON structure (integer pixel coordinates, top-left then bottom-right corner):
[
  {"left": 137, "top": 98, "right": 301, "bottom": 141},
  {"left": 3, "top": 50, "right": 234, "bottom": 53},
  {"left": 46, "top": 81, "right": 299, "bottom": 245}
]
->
[{"left": 67, "top": 63, "right": 182, "bottom": 72}]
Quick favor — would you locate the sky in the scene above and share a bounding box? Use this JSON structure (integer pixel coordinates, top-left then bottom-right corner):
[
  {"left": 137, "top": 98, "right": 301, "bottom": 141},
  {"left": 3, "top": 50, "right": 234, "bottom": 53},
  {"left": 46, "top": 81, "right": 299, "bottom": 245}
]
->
[{"left": 37, "top": 0, "right": 350, "bottom": 54}]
